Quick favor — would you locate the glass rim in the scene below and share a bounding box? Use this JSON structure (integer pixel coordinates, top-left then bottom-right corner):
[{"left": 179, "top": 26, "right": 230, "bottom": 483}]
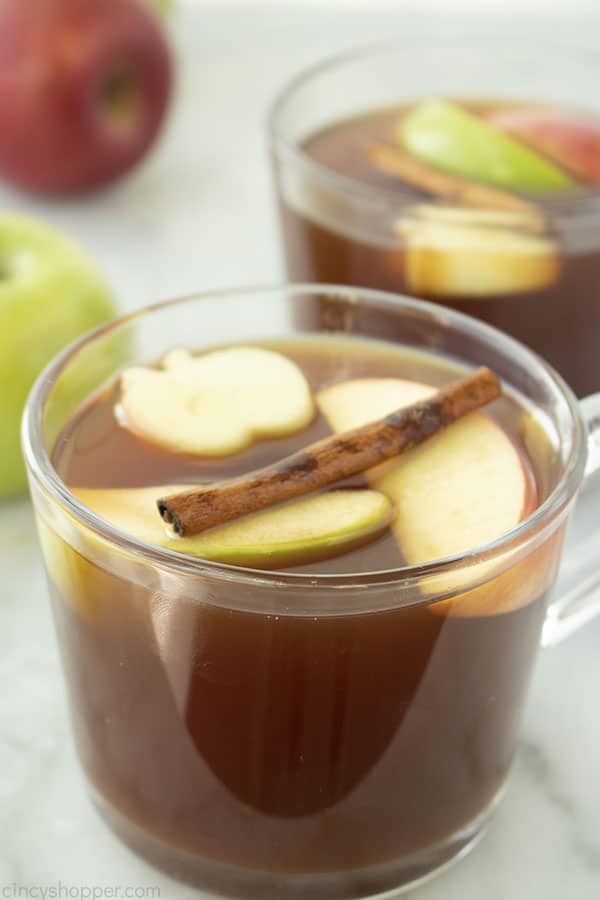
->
[
  {"left": 22, "top": 283, "right": 587, "bottom": 591},
  {"left": 267, "top": 35, "right": 600, "bottom": 217}
]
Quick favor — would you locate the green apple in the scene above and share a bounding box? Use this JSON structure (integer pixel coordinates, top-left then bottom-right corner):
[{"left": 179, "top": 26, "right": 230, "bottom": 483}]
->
[
  {"left": 151, "top": 0, "right": 174, "bottom": 15},
  {"left": 0, "top": 213, "right": 115, "bottom": 499},
  {"left": 399, "top": 99, "right": 574, "bottom": 192},
  {"left": 72, "top": 485, "right": 393, "bottom": 569}
]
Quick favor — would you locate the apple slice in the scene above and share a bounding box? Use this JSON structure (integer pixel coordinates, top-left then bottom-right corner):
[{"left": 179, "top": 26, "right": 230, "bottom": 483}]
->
[
  {"left": 318, "top": 378, "right": 538, "bottom": 613},
  {"left": 399, "top": 203, "right": 545, "bottom": 233},
  {"left": 318, "top": 377, "right": 531, "bottom": 562},
  {"left": 398, "top": 99, "right": 573, "bottom": 191},
  {"left": 488, "top": 106, "right": 600, "bottom": 185},
  {"left": 397, "top": 209, "right": 561, "bottom": 297},
  {"left": 316, "top": 377, "right": 433, "bottom": 433},
  {"left": 116, "top": 346, "right": 315, "bottom": 457},
  {"left": 72, "top": 485, "right": 393, "bottom": 569}
]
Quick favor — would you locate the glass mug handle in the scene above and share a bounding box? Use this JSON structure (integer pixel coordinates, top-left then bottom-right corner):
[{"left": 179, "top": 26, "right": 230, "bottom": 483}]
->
[{"left": 543, "top": 393, "right": 600, "bottom": 647}]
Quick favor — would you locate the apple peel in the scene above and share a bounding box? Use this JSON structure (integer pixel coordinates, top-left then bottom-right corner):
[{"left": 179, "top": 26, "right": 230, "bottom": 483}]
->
[
  {"left": 488, "top": 106, "right": 600, "bottom": 185},
  {"left": 71, "top": 485, "right": 394, "bottom": 570},
  {"left": 398, "top": 99, "right": 574, "bottom": 192}
]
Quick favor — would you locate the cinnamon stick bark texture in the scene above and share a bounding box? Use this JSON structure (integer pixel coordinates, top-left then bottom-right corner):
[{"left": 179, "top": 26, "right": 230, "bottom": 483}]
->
[
  {"left": 158, "top": 367, "right": 501, "bottom": 537},
  {"left": 367, "top": 143, "right": 546, "bottom": 230}
]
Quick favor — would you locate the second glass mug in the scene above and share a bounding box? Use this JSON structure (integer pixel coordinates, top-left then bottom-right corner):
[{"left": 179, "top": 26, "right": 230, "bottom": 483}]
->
[
  {"left": 268, "top": 36, "right": 600, "bottom": 398},
  {"left": 22, "top": 286, "right": 600, "bottom": 899}
]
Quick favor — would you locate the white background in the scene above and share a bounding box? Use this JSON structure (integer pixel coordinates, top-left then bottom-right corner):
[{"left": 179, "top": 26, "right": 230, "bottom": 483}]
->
[{"left": 182, "top": 0, "right": 599, "bottom": 12}]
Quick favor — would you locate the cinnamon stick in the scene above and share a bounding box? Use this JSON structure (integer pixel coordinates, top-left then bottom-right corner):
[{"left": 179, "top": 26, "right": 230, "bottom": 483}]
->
[
  {"left": 367, "top": 143, "right": 546, "bottom": 231},
  {"left": 158, "top": 367, "right": 501, "bottom": 538}
]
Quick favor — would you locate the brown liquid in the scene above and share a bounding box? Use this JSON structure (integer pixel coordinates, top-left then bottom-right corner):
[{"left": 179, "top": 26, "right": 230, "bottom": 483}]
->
[
  {"left": 45, "top": 338, "right": 562, "bottom": 896},
  {"left": 276, "top": 102, "right": 600, "bottom": 397}
]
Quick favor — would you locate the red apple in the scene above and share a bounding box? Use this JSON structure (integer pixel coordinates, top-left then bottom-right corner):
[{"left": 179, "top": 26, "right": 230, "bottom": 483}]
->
[
  {"left": 488, "top": 106, "right": 600, "bottom": 185},
  {"left": 0, "top": 0, "right": 173, "bottom": 194}
]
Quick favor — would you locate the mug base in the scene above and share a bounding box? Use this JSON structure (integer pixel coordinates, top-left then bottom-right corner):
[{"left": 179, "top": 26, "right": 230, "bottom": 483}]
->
[{"left": 91, "top": 785, "right": 505, "bottom": 899}]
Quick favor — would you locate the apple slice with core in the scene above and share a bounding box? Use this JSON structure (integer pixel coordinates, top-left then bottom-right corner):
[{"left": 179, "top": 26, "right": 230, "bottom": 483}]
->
[
  {"left": 318, "top": 378, "right": 538, "bottom": 611},
  {"left": 397, "top": 209, "right": 561, "bottom": 297},
  {"left": 399, "top": 100, "right": 574, "bottom": 192},
  {"left": 72, "top": 485, "right": 393, "bottom": 569},
  {"left": 117, "top": 346, "right": 315, "bottom": 456}
]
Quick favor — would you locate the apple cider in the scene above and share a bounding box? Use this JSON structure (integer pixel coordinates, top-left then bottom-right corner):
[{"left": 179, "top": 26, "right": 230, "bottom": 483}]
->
[
  {"left": 44, "top": 335, "right": 564, "bottom": 897},
  {"left": 274, "top": 99, "right": 600, "bottom": 397}
]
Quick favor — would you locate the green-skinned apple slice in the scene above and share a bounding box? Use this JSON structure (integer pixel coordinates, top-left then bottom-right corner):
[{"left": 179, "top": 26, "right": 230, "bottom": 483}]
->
[
  {"left": 116, "top": 346, "right": 315, "bottom": 457},
  {"left": 72, "top": 485, "right": 393, "bottom": 569},
  {"left": 397, "top": 209, "right": 561, "bottom": 297},
  {"left": 318, "top": 378, "right": 539, "bottom": 612},
  {"left": 399, "top": 99, "right": 574, "bottom": 192}
]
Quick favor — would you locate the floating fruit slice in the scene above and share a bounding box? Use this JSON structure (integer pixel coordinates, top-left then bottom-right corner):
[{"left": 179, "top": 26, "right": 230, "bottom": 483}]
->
[
  {"left": 72, "top": 485, "right": 393, "bottom": 569},
  {"left": 316, "top": 377, "right": 433, "bottom": 433},
  {"left": 318, "top": 377, "right": 539, "bottom": 613},
  {"left": 488, "top": 106, "right": 600, "bottom": 184},
  {"left": 398, "top": 99, "right": 573, "bottom": 192},
  {"left": 397, "top": 208, "right": 561, "bottom": 297},
  {"left": 400, "top": 203, "right": 544, "bottom": 233},
  {"left": 318, "top": 376, "right": 531, "bottom": 561},
  {"left": 116, "top": 346, "right": 315, "bottom": 456}
]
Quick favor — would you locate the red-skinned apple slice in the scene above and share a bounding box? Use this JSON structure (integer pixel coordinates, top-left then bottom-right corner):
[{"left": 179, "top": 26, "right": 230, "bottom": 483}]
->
[
  {"left": 488, "top": 106, "right": 600, "bottom": 185},
  {"left": 318, "top": 377, "right": 540, "bottom": 614}
]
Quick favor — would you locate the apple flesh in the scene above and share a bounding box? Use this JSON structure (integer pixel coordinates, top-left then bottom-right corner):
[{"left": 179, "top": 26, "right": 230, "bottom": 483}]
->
[
  {"left": 399, "top": 99, "right": 573, "bottom": 192},
  {"left": 0, "top": 0, "right": 173, "bottom": 195},
  {"left": 72, "top": 485, "right": 394, "bottom": 569},
  {"left": 397, "top": 207, "right": 561, "bottom": 297},
  {"left": 1, "top": 213, "right": 115, "bottom": 500},
  {"left": 487, "top": 106, "right": 600, "bottom": 185},
  {"left": 117, "top": 347, "right": 315, "bottom": 456},
  {"left": 318, "top": 378, "right": 539, "bottom": 612}
]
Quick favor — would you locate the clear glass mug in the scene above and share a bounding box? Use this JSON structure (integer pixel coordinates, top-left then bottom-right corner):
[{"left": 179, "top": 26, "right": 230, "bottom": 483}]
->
[
  {"left": 269, "top": 37, "right": 600, "bottom": 398},
  {"left": 22, "top": 286, "right": 600, "bottom": 899}
]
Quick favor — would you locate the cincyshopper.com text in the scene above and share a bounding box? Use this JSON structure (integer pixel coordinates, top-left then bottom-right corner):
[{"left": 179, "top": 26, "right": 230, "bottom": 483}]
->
[{"left": 1, "top": 885, "right": 160, "bottom": 900}]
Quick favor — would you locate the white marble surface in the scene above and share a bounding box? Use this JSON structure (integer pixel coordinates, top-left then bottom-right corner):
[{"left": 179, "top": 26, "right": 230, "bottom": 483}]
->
[{"left": 1, "top": 4, "right": 600, "bottom": 899}]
